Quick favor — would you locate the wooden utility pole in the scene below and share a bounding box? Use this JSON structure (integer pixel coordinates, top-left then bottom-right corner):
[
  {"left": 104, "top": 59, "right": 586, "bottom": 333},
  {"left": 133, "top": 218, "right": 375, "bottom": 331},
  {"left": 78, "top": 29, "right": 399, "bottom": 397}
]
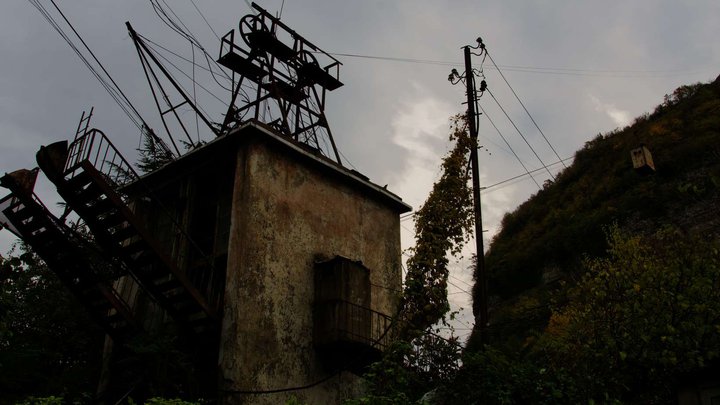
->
[{"left": 463, "top": 45, "right": 489, "bottom": 341}]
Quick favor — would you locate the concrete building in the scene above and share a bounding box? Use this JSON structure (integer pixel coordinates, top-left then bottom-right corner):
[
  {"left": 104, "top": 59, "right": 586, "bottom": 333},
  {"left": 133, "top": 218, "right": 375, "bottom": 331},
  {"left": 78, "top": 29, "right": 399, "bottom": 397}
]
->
[
  {"left": 2, "top": 120, "right": 410, "bottom": 403},
  {"left": 128, "top": 121, "right": 411, "bottom": 403}
]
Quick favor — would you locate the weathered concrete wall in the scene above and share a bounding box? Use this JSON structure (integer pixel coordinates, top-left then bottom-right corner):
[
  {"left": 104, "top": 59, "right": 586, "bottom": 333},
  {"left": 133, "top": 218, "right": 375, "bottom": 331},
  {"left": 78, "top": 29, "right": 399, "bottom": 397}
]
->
[{"left": 219, "top": 135, "right": 405, "bottom": 404}]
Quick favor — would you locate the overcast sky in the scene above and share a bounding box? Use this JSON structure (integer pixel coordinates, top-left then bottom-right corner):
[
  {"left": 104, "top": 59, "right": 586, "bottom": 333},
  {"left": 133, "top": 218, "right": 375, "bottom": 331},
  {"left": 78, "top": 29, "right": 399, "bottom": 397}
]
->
[{"left": 1, "top": 0, "right": 718, "bottom": 341}]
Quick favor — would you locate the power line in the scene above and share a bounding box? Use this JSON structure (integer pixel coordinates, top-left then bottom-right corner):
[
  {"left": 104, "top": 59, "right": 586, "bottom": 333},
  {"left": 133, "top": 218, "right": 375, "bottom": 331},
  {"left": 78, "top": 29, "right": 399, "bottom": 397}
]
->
[
  {"left": 482, "top": 157, "right": 573, "bottom": 192},
  {"left": 486, "top": 87, "right": 555, "bottom": 181},
  {"left": 479, "top": 103, "right": 541, "bottom": 189},
  {"left": 243, "top": 0, "right": 255, "bottom": 14},
  {"left": 486, "top": 51, "right": 566, "bottom": 169},
  {"left": 138, "top": 34, "right": 229, "bottom": 84},
  {"left": 449, "top": 273, "right": 473, "bottom": 289},
  {"left": 141, "top": 37, "right": 227, "bottom": 107},
  {"left": 47, "top": 0, "right": 150, "bottom": 129},
  {"left": 189, "top": 0, "right": 220, "bottom": 41},
  {"left": 149, "top": 0, "right": 230, "bottom": 80},
  {"left": 327, "top": 52, "right": 701, "bottom": 78},
  {"left": 27, "top": 0, "right": 144, "bottom": 132}
]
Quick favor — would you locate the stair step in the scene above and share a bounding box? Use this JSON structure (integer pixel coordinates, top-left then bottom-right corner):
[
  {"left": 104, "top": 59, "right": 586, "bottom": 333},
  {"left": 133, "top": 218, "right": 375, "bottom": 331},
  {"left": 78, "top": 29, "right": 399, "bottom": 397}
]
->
[
  {"left": 65, "top": 172, "right": 93, "bottom": 190},
  {"left": 155, "top": 277, "right": 180, "bottom": 292},
  {"left": 4, "top": 185, "right": 140, "bottom": 342},
  {"left": 122, "top": 239, "right": 148, "bottom": 256},
  {"left": 75, "top": 184, "right": 104, "bottom": 203},
  {"left": 97, "top": 212, "right": 126, "bottom": 228},
  {"left": 107, "top": 312, "right": 127, "bottom": 324},
  {"left": 26, "top": 225, "right": 52, "bottom": 239},
  {"left": 20, "top": 219, "right": 46, "bottom": 233},
  {"left": 85, "top": 198, "right": 116, "bottom": 218},
  {"left": 7, "top": 199, "right": 24, "bottom": 211},
  {"left": 109, "top": 226, "right": 137, "bottom": 244},
  {"left": 133, "top": 252, "right": 156, "bottom": 267},
  {"left": 27, "top": 230, "right": 53, "bottom": 245},
  {"left": 10, "top": 206, "right": 35, "bottom": 221},
  {"left": 92, "top": 302, "right": 113, "bottom": 315}
]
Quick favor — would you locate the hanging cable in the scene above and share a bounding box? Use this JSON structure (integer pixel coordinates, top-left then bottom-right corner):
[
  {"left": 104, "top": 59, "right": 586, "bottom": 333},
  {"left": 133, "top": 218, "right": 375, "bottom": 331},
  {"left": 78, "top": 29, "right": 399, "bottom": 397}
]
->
[
  {"left": 482, "top": 157, "right": 573, "bottom": 192},
  {"left": 189, "top": 0, "right": 220, "bottom": 41},
  {"left": 485, "top": 51, "right": 566, "bottom": 168},
  {"left": 27, "top": 0, "right": 144, "bottom": 132},
  {"left": 47, "top": 0, "right": 151, "bottom": 130},
  {"left": 191, "top": 42, "right": 200, "bottom": 142},
  {"left": 478, "top": 104, "right": 541, "bottom": 189},
  {"left": 141, "top": 38, "right": 224, "bottom": 112},
  {"left": 486, "top": 87, "right": 556, "bottom": 180},
  {"left": 150, "top": 0, "right": 222, "bottom": 66},
  {"left": 138, "top": 34, "right": 230, "bottom": 86},
  {"left": 326, "top": 52, "right": 700, "bottom": 78}
]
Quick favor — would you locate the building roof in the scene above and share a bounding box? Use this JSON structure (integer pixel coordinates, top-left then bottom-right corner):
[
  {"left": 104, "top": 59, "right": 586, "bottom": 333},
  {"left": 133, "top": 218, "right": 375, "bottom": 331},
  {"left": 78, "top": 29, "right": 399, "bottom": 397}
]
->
[{"left": 123, "top": 120, "right": 412, "bottom": 214}]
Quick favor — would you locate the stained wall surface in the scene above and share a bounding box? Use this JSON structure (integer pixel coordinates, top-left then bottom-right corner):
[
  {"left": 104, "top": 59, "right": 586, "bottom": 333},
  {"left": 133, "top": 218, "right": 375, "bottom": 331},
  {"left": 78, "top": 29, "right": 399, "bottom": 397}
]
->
[{"left": 219, "top": 129, "right": 409, "bottom": 405}]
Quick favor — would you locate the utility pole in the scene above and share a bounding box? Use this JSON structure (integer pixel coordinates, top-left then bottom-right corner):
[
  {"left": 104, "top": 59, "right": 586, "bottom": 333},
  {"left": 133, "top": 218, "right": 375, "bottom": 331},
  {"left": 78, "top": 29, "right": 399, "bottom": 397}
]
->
[{"left": 462, "top": 44, "right": 489, "bottom": 343}]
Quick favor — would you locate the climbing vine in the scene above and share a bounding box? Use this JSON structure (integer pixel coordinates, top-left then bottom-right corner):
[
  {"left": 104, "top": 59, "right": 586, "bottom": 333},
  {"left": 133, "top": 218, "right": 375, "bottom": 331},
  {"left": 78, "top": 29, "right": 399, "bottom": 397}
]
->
[{"left": 402, "top": 114, "right": 475, "bottom": 333}]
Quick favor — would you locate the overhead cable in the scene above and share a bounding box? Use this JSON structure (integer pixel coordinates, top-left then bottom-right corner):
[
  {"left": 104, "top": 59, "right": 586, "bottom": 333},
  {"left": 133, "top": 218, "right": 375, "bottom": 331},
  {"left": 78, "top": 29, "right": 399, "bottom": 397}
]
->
[
  {"left": 479, "top": 104, "right": 541, "bottom": 189},
  {"left": 27, "top": 0, "right": 144, "bottom": 132},
  {"left": 482, "top": 157, "right": 573, "bottom": 192},
  {"left": 328, "top": 52, "right": 700, "bottom": 78},
  {"left": 486, "top": 88, "right": 555, "bottom": 180},
  {"left": 189, "top": 0, "right": 221, "bottom": 41},
  {"left": 485, "top": 51, "right": 566, "bottom": 168},
  {"left": 48, "top": 0, "right": 150, "bottom": 129}
]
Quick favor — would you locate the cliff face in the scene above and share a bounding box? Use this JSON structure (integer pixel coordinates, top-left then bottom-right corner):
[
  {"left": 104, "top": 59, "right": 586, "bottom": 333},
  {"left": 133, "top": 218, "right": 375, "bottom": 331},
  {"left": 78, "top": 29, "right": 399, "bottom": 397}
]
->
[{"left": 470, "top": 76, "right": 720, "bottom": 344}]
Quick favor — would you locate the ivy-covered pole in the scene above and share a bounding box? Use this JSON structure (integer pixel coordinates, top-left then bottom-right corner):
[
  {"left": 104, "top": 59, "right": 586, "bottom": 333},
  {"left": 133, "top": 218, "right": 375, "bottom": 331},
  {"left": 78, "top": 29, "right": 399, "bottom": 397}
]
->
[{"left": 463, "top": 41, "right": 488, "bottom": 341}]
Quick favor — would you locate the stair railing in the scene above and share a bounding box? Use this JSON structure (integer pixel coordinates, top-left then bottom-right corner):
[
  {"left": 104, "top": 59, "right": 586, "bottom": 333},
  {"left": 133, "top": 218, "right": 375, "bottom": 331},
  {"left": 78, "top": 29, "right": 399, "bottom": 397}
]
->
[
  {"left": 62, "top": 128, "right": 224, "bottom": 316},
  {"left": 65, "top": 128, "right": 139, "bottom": 188}
]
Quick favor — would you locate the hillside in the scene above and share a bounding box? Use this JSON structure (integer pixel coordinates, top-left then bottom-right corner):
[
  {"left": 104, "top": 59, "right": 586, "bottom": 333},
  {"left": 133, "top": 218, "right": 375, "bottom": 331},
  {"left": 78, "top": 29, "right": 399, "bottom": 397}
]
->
[{"left": 471, "top": 75, "right": 720, "bottom": 344}]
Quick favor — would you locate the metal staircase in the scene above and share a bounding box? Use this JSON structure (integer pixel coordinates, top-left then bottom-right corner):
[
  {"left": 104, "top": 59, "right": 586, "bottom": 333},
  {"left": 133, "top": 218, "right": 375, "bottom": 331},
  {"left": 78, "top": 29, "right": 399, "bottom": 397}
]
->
[
  {"left": 36, "top": 129, "right": 219, "bottom": 337},
  {"left": 0, "top": 168, "right": 139, "bottom": 342}
]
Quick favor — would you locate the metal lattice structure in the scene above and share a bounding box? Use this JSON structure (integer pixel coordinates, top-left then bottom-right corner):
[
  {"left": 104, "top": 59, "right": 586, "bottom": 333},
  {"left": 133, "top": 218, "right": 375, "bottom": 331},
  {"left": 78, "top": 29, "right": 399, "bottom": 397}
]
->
[{"left": 217, "top": 2, "right": 344, "bottom": 163}]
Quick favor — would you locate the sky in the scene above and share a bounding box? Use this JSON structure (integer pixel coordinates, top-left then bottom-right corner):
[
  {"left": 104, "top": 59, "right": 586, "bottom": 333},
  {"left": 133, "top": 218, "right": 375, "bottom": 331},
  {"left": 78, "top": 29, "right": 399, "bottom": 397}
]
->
[{"left": 0, "top": 0, "right": 718, "bottom": 342}]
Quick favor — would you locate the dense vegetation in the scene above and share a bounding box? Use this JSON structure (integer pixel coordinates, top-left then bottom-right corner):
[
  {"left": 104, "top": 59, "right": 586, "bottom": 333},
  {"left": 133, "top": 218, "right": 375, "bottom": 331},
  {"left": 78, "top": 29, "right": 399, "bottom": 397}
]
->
[
  {"left": 0, "top": 245, "right": 105, "bottom": 404},
  {"left": 474, "top": 75, "right": 720, "bottom": 344}
]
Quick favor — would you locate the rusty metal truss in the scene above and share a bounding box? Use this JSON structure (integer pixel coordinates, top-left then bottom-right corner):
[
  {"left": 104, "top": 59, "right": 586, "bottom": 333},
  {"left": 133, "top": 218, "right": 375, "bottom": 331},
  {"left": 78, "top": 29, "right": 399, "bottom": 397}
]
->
[{"left": 217, "top": 2, "right": 344, "bottom": 163}]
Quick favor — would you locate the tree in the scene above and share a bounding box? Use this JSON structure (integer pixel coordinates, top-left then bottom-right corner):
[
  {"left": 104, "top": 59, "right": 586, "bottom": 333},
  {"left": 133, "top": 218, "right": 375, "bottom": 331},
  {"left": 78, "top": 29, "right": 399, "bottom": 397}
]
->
[
  {"left": 137, "top": 125, "right": 175, "bottom": 174},
  {"left": 0, "top": 243, "right": 105, "bottom": 403},
  {"left": 534, "top": 226, "right": 720, "bottom": 402}
]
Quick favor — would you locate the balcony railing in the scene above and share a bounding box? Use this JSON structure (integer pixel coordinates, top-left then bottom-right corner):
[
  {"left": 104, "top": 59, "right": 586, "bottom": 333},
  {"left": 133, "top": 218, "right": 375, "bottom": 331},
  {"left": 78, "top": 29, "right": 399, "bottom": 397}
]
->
[{"left": 315, "top": 299, "right": 395, "bottom": 352}]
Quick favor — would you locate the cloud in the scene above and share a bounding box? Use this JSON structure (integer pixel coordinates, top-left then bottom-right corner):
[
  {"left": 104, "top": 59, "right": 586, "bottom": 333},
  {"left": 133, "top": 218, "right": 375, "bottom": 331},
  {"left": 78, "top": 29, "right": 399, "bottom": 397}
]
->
[
  {"left": 590, "top": 94, "right": 632, "bottom": 128},
  {"left": 388, "top": 83, "right": 455, "bottom": 209}
]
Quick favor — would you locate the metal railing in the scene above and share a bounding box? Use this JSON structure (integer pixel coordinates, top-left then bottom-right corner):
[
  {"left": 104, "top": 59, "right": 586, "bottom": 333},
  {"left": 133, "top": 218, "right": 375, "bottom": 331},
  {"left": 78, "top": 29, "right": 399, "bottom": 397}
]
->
[
  {"left": 319, "top": 300, "right": 396, "bottom": 351},
  {"left": 63, "top": 128, "right": 226, "bottom": 315},
  {"left": 65, "top": 128, "right": 139, "bottom": 188}
]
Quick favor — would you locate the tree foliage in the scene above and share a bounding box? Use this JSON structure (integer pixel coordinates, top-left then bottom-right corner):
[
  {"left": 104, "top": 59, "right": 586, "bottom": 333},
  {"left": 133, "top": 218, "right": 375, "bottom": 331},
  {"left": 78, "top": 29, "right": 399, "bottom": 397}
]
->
[
  {"left": 440, "top": 227, "right": 720, "bottom": 404},
  {"left": 137, "top": 125, "right": 175, "bottom": 174},
  {"left": 0, "top": 244, "right": 105, "bottom": 404},
  {"left": 533, "top": 226, "right": 720, "bottom": 403}
]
